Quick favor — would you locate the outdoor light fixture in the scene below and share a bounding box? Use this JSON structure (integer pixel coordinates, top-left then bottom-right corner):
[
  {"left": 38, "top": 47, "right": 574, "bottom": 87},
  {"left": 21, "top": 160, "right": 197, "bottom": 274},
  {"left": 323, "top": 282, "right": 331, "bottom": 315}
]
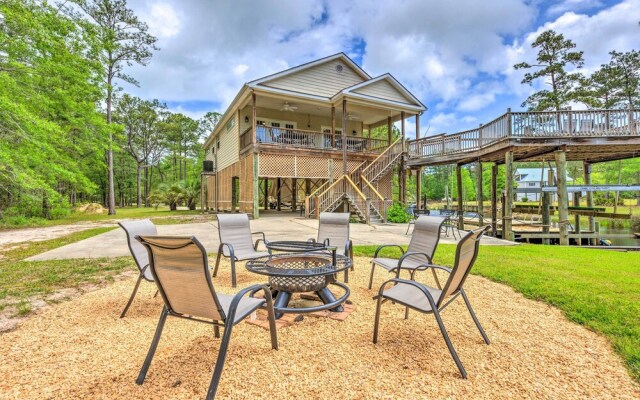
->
[{"left": 244, "top": 116, "right": 250, "bottom": 123}]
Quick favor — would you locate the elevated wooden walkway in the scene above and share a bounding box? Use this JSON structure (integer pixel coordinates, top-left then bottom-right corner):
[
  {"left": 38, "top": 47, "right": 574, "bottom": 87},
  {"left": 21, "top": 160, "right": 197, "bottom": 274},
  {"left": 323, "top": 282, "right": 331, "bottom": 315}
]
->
[{"left": 407, "top": 108, "right": 640, "bottom": 166}]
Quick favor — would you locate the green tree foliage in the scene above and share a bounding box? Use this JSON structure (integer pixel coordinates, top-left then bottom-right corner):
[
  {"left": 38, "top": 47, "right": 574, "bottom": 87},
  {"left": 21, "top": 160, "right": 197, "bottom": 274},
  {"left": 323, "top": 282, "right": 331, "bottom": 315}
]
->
[
  {"left": 575, "top": 64, "right": 620, "bottom": 109},
  {"left": 607, "top": 50, "right": 640, "bottom": 107},
  {"left": 514, "top": 30, "right": 584, "bottom": 111},
  {"left": 0, "top": 0, "right": 107, "bottom": 219},
  {"left": 67, "top": 0, "right": 158, "bottom": 215}
]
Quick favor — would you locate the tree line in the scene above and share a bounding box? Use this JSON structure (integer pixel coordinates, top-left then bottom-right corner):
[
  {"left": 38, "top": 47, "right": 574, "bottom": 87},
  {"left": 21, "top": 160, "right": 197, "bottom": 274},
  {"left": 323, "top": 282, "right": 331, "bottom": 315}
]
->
[{"left": 0, "top": 0, "right": 218, "bottom": 223}]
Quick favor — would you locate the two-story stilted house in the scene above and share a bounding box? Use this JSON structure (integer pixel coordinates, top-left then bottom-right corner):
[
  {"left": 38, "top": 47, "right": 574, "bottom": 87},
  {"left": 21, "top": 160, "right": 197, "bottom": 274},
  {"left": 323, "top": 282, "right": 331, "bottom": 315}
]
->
[{"left": 202, "top": 53, "right": 426, "bottom": 220}]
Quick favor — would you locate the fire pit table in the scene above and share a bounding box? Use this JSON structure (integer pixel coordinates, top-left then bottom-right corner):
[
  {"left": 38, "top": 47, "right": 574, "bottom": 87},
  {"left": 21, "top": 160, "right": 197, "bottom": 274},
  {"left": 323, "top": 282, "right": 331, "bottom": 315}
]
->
[{"left": 246, "top": 244, "right": 351, "bottom": 319}]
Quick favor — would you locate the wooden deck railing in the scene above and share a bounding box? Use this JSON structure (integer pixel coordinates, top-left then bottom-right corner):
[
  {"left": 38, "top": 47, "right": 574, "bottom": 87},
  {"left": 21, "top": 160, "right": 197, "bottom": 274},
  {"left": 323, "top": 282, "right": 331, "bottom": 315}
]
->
[
  {"left": 240, "top": 125, "right": 388, "bottom": 153},
  {"left": 407, "top": 108, "right": 640, "bottom": 160}
]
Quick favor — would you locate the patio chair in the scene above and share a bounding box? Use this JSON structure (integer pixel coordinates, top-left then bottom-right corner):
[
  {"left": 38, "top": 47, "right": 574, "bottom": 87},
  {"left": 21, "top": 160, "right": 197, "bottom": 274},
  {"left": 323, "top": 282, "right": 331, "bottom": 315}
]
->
[
  {"left": 406, "top": 208, "right": 430, "bottom": 235},
  {"left": 311, "top": 212, "right": 353, "bottom": 282},
  {"left": 117, "top": 219, "right": 158, "bottom": 318},
  {"left": 214, "top": 213, "right": 270, "bottom": 287},
  {"left": 368, "top": 216, "right": 445, "bottom": 289},
  {"left": 372, "top": 226, "right": 490, "bottom": 379},
  {"left": 135, "top": 235, "right": 277, "bottom": 400}
]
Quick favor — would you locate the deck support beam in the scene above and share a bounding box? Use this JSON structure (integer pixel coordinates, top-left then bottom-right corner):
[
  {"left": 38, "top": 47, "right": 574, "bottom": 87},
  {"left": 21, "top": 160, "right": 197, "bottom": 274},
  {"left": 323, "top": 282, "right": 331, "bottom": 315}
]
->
[
  {"left": 292, "top": 178, "right": 297, "bottom": 212},
  {"left": 263, "top": 178, "right": 269, "bottom": 210},
  {"left": 542, "top": 169, "right": 553, "bottom": 245},
  {"left": 476, "top": 161, "right": 483, "bottom": 226},
  {"left": 555, "top": 150, "right": 569, "bottom": 245},
  {"left": 503, "top": 151, "right": 514, "bottom": 241},
  {"left": 400, "top": 112, "right": 406, "bottom": 204},
  {"left": 276, "top": 177, "right": 281, "bottom": 212},
  {"left": 415, "top": 114, "right": 421, "bottom": 210},
  {"left": 584, "top": 161, "right": 596, "bottom": 245},
  {"left": 456, "top": 164, "right": 464, "bottom": 230},
  {"left": 252, "top": 92, "right": 259, "bottom": 219},
  {"left": 491, "top": 163, "right": 498, "bottom": 237}
]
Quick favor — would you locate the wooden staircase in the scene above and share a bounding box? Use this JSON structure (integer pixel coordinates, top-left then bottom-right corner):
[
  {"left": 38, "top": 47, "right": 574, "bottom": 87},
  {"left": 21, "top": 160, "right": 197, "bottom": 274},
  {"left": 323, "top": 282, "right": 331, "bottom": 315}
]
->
[{"left": 305, "top": 139, "right": 403, "bottom": 223}]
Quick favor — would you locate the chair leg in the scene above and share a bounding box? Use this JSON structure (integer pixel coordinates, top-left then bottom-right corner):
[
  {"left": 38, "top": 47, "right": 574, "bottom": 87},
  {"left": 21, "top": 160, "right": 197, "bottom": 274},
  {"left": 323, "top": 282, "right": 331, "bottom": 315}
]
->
[
  {"left": 206, "top": 323, "right": 235, "bottom": 400},
  {"left": 372, "top": 294, "right": 384, "bottom": 344},
  {"left": 433, "top": 309, "right": 467, "bottom": 379},
  {"left": 230, "top": 258, "right": 237, "bottom": 288},
  {"left": 460, "top": 290, "right": 490, "bottom": 345},
  {"left": 264, "top": 292, "right": 279, "bottom": 350},
  {"left": 213, "top": 252, "right": 222, "bottom": 277},
  {"left": 214, "top": 325, "right": 220, "bottom": 339},
  {"left": 404, "top": 270, "right": 417, "bottom": 319},
  {"left": 344, "top": 268, "right": 349, "bottom": 283},
  {"left": 368, "top": 263, "right": 377, "bottom": 290},
  {"left": 120, "top": 273, "right": 144, "bottom": 318},
  {"left": 136, "top": 307, "right": 169, "bottom": 385},
  {"left": 431, "top": 268, "right": 442, "bottom": 290}
]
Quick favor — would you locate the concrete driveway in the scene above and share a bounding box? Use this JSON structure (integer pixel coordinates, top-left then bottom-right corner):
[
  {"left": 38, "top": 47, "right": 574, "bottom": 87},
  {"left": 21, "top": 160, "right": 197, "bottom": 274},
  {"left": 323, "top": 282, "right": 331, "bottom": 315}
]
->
[{"left": 26, "top": 213, "right": 514, "bottom": 261}]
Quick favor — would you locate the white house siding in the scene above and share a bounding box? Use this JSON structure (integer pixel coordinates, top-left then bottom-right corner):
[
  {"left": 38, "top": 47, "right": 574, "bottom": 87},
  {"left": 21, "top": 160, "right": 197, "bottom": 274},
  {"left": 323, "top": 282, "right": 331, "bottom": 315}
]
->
[
  {"left": 262, "top": 60, "right": 365, "bottom": 98},
  {"left": 216, "top": 112, "right": 240, "bottom": 171},
  {"left": 352, "top": 79, "right": 413, "bottom": 105}
]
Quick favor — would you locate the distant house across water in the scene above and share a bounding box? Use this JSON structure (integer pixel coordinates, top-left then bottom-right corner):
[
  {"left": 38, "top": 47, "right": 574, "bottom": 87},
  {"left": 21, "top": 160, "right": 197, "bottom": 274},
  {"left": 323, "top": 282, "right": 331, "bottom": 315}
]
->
[{"left": 515, "top": 167, "right": 573, "bottom": 202}]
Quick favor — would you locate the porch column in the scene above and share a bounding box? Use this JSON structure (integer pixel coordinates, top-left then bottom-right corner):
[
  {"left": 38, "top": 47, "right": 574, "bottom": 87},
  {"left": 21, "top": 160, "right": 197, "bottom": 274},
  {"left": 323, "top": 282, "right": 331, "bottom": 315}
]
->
[
  {"left": 400, "top": 111, "right": 406, "bottom": 204},
  {"left": 277, "top": 177, "right": 281, "bottom": 211},
  {"left": 252, "top": 92, "right": 259, "bottom": 218},
  {"left": 584, "top": 161, "right": 596, "bottom": 245},
  {"left": 415, "top": 114, "right": 421, "bottom": 209},
  {"left": 331, "top": 106, "right": 336, "bottom": 148},
  {"left": 555, "top": 150, "right": 569, "bottom": 245},
  {"left": 292, "top": 178, "right": 297, "bottom": 212},
  {"left": 456, "top": 164, "right": 464, "bottom": 230},
  {"left": 264, "top": 178, "right": 269, "bottom": 210},
  {"left": 542, "top": 169, "right": 553, "bottom": 245},
  {"left": 342, "top": 98, "right": 348, "bottom": 175},
  {"left": 476, "top": 161, "right": 483, "bottom": 226},
  {"left": 504, "top": 151, "right": 514, "bottom": 241},
  {"left": 387, "top": 116, "right": 392, "bottom": 145},
  {"left": 491, "top": 163, "right": 498, "bottom": 237}
]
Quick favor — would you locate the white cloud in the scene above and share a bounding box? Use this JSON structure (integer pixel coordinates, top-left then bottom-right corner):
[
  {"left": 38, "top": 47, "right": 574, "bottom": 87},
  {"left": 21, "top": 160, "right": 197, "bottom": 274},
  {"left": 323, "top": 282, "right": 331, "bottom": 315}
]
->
[{"left": 145, "top": 3, "right": 181, "bottom": 38}]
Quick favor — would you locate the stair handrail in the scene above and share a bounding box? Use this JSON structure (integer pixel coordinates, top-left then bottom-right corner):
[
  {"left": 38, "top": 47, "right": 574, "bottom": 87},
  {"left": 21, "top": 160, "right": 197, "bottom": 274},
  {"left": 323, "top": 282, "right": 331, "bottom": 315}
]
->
[
  {"left": 308, "top": 180, "right": 330, "bottom": 198},
  {"left": 343, "top": 174, "right": 367, "bottom": 201},
  {"left": 360, "top": 175, "right": 384, "bottom": 200},
  {"left": 361, "top": 138, "right": 402, "bottom": 175},
  {"left": 316, "top": 176, "right": 345, "bottom": 199}
]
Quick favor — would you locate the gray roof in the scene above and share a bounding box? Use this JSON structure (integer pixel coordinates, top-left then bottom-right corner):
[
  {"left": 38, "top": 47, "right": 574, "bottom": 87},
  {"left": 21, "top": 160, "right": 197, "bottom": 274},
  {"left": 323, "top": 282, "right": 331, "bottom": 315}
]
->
[{"left": 515, "top": 168, "right": 573, "bottom": 182}]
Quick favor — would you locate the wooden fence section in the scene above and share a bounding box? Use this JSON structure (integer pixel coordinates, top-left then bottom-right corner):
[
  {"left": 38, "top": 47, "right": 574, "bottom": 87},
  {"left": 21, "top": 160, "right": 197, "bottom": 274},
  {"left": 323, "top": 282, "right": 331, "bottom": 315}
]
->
[{"left": 407, "top": 108, "right": 640, "bottom": 165}]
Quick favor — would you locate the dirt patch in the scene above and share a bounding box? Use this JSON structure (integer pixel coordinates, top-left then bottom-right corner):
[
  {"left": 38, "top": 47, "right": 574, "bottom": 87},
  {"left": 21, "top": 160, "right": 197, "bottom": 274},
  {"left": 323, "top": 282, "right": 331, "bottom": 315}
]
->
[{"left": 1, "top": 257, "right": 638, "bottom": 399}]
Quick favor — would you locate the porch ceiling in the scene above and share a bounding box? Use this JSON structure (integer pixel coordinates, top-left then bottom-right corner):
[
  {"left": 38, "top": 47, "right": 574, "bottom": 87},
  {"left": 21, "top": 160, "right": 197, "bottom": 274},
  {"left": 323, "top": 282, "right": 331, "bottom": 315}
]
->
[{"left": 250, "top": 93, "right": 409, "bottom": 126}]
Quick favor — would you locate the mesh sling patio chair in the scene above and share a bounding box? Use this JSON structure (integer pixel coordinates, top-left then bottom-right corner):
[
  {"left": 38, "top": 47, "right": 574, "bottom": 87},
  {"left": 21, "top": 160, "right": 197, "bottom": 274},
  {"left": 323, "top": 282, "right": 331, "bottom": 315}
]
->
[
  {"left": 372, "top": 226, "right": 491, "bottom": 379},
  {"left": 311, "top": 212, "right": 353, "bottom": 282},
  {"left": 135, "top": 235, "right": 278, "bottom": 400},
  {"left": 118, "top": 219, "right": 158, "bottom": 318},
  {"left": 368, "top": 216, "right": 445, "bottom": 290},
  {"left": 214, "top": 214, "right": 270, "bottom": 287}
]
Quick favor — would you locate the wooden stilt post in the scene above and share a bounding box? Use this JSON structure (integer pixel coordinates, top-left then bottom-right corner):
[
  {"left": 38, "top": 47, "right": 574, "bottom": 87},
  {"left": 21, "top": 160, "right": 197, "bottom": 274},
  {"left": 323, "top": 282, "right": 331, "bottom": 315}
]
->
[
  {"left": 555, "top": 150, "right": 569, "bottom": 245},
  {"left": 251, "top": 92, "right": 259, "bottom": 219},
  {"left": 504, "top": 151, "right": 514, "bottom": 241},
  {"left": 263, "top": 178, "right": 269, "bottom": 210},
  {"left": 292, "top": 178, "right": 297, "bottom": 212},
  {"left": 456, "top": 164, "right": 464, "bottom": 230},
  {"left": 491, "top": 163, "right": 498, "bottom": 237},
  {"left": 584, "top": 161, "right": 596, "bottom": 245},
  {"left": 415, "top": 114, "right": 421, "bottom": 209},
  {"left": 276, "top": 177, "right": 281, "bottom": 211},
  {"left": 542, "top": 169, "right": 553, "bottom": 245},
  {"left": 387, "top": 116, "right": 392, "bottom": 146},
  {"left": 573, "top": 191, "right": 581, "bottom": 245},
  {"left": 400, "top": 112, "right": 406, "bottom": 204},
  {"left": 476, "top": 161, "right": 483, "bottom": 226}
]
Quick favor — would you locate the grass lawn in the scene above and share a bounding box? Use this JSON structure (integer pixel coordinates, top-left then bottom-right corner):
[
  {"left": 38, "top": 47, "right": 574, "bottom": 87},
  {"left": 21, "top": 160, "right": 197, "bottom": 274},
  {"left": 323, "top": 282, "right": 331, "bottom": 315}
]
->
[
  {"left": 0, "top": 227, "right": 133, "bottom": 314},
  {"left": 0, "top": 206, "right": 203, "bottom": 230},
  {"left": 354, "top": 244, "right": 640, "bottom": 382}
]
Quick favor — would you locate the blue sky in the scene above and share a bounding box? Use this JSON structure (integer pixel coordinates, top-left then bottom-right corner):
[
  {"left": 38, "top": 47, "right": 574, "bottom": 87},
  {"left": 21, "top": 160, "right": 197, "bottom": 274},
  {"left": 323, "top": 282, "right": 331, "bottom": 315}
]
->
[{"left": 125, "top": 0, "right": 639, "bottom": 137}]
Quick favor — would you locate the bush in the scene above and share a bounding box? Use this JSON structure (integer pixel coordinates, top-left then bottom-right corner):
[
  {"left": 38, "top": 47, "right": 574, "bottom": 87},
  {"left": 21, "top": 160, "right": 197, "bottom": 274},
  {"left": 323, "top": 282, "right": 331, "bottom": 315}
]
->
[
  {"left": 521, "top": 197, "right": 529, "bottom": 202},
  {"left": 386, "top": 203, "right": 410, "bottom": 223}
]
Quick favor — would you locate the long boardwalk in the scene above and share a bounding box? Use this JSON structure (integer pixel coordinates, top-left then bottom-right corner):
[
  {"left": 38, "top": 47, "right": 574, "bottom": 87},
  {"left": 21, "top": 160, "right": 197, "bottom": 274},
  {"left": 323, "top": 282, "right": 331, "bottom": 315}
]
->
[{"left": 405, "top": 108, "right": 640, "bottom": 245}]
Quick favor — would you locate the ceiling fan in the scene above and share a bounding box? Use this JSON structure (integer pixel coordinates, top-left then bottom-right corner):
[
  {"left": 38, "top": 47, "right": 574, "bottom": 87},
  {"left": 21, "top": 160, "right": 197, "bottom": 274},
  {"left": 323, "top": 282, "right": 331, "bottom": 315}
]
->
[
  {"left": 280, "top": 101, "right": 298, "bottom": 111},
  {"left": 347, "top": 112, "right": 360, "bottom": 120}
]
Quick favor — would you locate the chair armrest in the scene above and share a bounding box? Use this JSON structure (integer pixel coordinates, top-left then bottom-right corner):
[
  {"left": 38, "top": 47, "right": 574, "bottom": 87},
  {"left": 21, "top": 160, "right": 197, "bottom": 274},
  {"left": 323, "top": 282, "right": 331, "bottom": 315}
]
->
[
  {"left": 252, "top": 231, "right": 267, "bottom": 251},
  {"left": 345, "top": 239, "right": 353, "bottom": 259},
  {"left": 226, "top": 283, "right": 272, "bottom": 326},
  {"left": 374, "top": 278, "right": 438, "bottom": 309},
  {"left": 374, "top": 244, "right": 405, "bottom": 258},
  {"left": 218, "top": 242, "right": 235, "bottom": 260},
  {"left": 420, "top": 264, "right": 452, "bottom": 273},
  {"left": 396, "top": 252, "right": 433, "bottom": 278}
]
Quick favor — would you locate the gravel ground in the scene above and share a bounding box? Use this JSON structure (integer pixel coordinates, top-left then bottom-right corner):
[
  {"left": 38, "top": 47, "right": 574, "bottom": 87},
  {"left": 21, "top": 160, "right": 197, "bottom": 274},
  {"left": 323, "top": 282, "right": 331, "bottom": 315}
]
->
[{"left": 1, "top": 257, "right": 638, "bottom": 399}]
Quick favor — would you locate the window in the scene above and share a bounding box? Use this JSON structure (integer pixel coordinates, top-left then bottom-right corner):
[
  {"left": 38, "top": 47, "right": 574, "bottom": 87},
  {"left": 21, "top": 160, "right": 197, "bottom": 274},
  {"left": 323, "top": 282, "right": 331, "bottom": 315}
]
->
[
  {"left": 226, "top": 118, "right": 235, "bottom": 131},
  {"left": 216, "top": 136, "right": 220, "bottom": 149},
  {"left": 528, "top": 182, "right": 537, "bottom": 187}
]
